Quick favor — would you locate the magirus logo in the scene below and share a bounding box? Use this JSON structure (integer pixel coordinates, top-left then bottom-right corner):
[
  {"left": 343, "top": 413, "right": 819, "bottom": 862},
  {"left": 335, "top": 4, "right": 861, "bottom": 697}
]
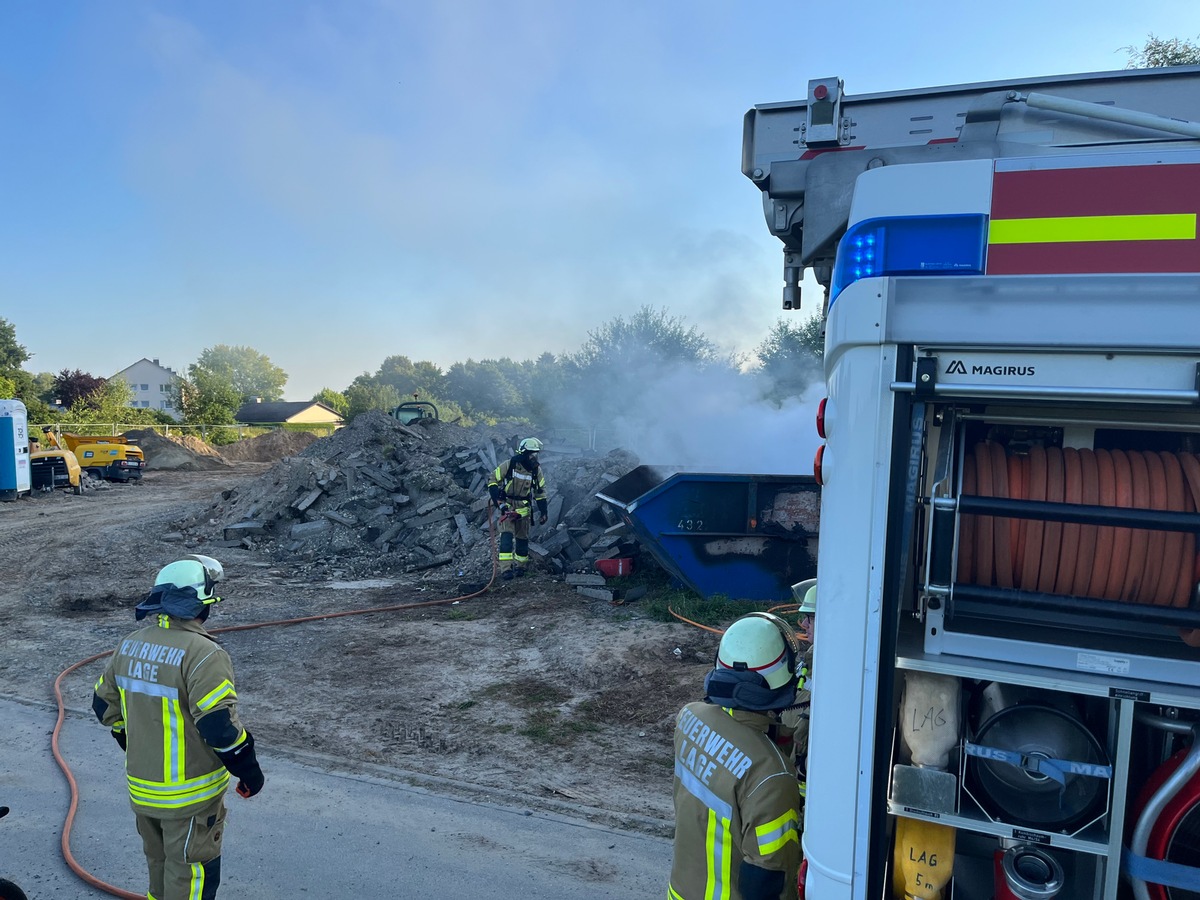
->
[{"left": 944, "top": 358, "right": 1036, "bottom": 377}]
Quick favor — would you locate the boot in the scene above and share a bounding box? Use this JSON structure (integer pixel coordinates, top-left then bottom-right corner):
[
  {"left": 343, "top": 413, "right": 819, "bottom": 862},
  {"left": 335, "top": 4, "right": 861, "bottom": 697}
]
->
[
  {"left": 501, "top": 570, "right": 514, "bottom": 582},
  {"left": 514, "top": 566, "right": 526, "bottom": 578}
]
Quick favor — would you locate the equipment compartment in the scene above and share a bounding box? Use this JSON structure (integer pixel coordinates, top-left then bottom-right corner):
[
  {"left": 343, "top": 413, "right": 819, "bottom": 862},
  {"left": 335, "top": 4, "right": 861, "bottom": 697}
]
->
[{"left": 921, "top": 405, "right": 1200, "bottom": 685}]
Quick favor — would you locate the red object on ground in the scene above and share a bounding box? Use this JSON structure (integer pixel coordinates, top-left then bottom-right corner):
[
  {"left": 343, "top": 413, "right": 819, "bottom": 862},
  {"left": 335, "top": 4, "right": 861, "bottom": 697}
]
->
[{"left": 596, "top": 558, "right": 633, "bottom": 577}]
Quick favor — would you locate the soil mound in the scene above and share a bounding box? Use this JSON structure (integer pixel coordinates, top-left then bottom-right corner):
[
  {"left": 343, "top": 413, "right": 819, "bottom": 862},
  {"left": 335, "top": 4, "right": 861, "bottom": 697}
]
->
[
  {"left": 123, "top": 429, "right": 232, "bottom": 472},
  {"left": 220, "top": 429, "right": 319, "bottom": 462}
]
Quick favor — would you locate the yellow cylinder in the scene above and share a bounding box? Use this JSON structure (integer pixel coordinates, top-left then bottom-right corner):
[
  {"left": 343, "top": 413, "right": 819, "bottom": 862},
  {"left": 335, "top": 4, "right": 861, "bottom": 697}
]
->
[{"left": 892, "top": 817, "right": 956, "bottom": 900}]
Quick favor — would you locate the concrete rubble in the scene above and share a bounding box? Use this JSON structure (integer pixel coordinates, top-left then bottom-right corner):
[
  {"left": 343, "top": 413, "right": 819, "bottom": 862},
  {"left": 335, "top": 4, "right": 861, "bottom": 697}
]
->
[{"left": 171, "top": 411, "right": 648, "bottom": 588}]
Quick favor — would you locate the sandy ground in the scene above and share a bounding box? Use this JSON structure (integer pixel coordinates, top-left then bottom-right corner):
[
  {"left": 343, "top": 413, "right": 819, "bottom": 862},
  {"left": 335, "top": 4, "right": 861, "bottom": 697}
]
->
[{"left": 0, "top": 467, "right": 716, "bottom": 834}]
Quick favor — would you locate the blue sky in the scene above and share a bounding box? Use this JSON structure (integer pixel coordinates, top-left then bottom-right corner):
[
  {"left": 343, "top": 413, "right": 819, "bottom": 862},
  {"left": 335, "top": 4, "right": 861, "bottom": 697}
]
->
[{"left": 2, "top": 1, "right": 1196, "bottom": 400}]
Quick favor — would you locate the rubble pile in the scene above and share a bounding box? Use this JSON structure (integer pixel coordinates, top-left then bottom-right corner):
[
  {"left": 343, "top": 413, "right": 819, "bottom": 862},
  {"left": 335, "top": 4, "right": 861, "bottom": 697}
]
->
[{"left": 172, "top": 411, "right": 645, "bottom": 584}]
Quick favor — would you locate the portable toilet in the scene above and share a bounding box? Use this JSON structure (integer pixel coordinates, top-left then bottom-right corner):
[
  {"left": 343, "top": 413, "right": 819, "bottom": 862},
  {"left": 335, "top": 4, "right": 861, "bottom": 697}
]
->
[{"left": 0, "top": 399, "right": 31, "bottom": 500}]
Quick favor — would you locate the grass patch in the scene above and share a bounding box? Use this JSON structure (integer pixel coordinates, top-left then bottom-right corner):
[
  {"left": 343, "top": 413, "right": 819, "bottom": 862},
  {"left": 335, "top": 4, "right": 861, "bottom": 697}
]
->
[
  {"left": 641, "top": 590, "right": 775, "bottom": 628},
  {"left": 611, "top": 569, "right": 778, "bottom": 627},
  {"left": 479, "top": 677, "right": 571, "bottom": 708},
  {"left": 518, "top": 709, "right": 600, "bottom": 744},
  {"left": 445, "top": 609, "right": 476, "bottom": 621}
]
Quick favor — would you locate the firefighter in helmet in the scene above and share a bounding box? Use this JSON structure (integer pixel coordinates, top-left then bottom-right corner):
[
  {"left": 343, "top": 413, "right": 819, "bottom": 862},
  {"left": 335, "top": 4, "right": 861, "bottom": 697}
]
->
[
  {"left": 781, "top": 581, "right": 817, "bottom": 810},
  {"left": 669, "top": 612, "right": 803, "bottom": 900},
  {"left": 487, "top": 437, "right": 549, "bottom": 581},
  {"left": 92, "top": 555, "right": 264, "bottom": 900}
]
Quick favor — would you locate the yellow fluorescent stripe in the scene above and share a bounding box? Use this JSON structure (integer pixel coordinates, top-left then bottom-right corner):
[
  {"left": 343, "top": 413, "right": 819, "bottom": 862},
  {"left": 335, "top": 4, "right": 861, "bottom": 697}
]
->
[
  {"left": 197, "top": 680, "right": 236, "bottom": 711},
  {"left": 989, "top": 213, "right": 1196, "bottom": 245}
]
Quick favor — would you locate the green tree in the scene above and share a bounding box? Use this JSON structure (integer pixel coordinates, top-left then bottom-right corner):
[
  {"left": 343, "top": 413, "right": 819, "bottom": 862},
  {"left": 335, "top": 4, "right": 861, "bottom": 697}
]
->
[
  {"left": 753, "top": 315, "right": 824, "bottom": 402},
  {"left": 1125, "top": 34, "right": 1200, "bottom": 67},
  {"left": 0, "top": 317, "right": 31, "bottom": 372},
  {"left": 193, "top": 345, "right": 288, "bottom": 403},
  {"left": 176, "top": 367, "right": 243, "bottom": 426},
  {"left": 565, "top": 306, "right": 720, "bottom": 373},
  {"left": 443, "top": 359, "right": 524, "bottom": 421},
  {"left": 555, "top": 306, "right": 733, "bottom": 423},
  {"left": 369, "top": 355, "right": 446, "bottom": 400},
  {"left": 67, "top": 378, "right": 172, "bottom": 427},
  {"left": 344, "top": 381, "right": 401, "bottom": 420},
  {"left": 312, "top": 387, "right": 349, "bottom": 417}
]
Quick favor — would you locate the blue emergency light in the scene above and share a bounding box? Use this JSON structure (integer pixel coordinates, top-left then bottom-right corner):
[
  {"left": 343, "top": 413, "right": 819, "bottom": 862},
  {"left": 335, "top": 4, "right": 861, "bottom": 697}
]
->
[{"left": 830, "top": 214, "right": 989, "bottom": 302}]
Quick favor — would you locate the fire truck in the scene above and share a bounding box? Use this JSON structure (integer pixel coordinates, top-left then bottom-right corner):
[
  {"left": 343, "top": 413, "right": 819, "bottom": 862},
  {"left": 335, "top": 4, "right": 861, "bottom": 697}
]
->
[{"left": 743, "top": 67, "right": 1200, "bottom": 900}]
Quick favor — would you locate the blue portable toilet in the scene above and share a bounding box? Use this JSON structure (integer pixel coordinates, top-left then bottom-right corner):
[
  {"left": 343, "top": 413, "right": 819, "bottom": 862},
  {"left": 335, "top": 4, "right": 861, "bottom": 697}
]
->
[{"left": 0, "top": 399, "right": 32, "bottom": 500}]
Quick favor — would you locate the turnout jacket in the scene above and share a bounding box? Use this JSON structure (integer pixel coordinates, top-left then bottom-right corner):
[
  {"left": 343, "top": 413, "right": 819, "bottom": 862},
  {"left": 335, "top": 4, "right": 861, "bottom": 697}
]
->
[
  {"left": 670, "top": 701, "right": 801, "bottom": 900},
  {"left": 488, "top": 456, "right": 548, "bottom": 518},
  {"left": 93, "top": 614, "right": 249, "bottom": 818}
]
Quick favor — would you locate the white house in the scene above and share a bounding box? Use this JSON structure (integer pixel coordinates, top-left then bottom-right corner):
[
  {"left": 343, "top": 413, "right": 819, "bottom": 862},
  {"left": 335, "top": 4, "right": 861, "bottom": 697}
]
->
[{"left": 110, "top": 358, "right": 182, "bottom": 421}]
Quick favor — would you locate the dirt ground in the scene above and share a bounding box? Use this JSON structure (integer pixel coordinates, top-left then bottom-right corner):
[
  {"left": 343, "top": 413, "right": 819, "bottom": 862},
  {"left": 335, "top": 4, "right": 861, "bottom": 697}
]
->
[{"left": 0, "top": 467, "right": 718, "bottom": 833}]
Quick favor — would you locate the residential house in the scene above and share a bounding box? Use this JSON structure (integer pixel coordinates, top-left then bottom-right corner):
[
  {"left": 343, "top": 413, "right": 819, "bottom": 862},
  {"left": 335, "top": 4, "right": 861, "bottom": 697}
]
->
[
  {"left": 234, "top": 399, "right": 343, "bottom": 428},
  {"left": 110, "top": 358, "right": 182, "bottom": 421}
]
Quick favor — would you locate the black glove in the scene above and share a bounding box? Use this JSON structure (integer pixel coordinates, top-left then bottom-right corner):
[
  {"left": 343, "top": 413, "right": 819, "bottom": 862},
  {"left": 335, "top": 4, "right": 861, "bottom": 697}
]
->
[
  {"left": 217, "top": 731, "right": 265, "bottom": 798},
  {"left": 539, "top": 514, "right": 548, "bottom": 525},
  {"left": 489, "top": 485, "right": 504, "bottom": 504},
  {"left": 111, "top": 730, "right": 127, "bottom": 752}
]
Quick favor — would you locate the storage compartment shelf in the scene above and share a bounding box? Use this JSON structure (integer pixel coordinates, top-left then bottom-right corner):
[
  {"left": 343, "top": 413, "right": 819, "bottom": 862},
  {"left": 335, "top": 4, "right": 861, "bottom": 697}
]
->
[
  {"left": 897, "top": 620, "right": 1200, "bottom": 709},
  {"left": 886, "top": 801, "right": 1111, "bottom": 856}
]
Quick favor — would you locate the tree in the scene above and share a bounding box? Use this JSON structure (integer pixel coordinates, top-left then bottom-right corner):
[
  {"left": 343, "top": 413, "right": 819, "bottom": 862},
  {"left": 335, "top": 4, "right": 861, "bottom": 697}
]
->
[
  {"left": 192, "top": 345, "right": 288, "bottom": 403},
  {"left": 344, "top": 381, "right": 401, "bottom": 420},
  {"left": 753, "top": 315, "right": 824, "bottom": 403},
  {"left": 565, "top": 306, "right": 721, "bottom": 373},
  {"left": 443, "top": 359, "right": 524, "bottom": 421},
  {"left": 0, "top": 317, "right": 31, "bottom": 372},
  {"left": 312, "top": 388, "right": 349, "bottom": 417},
  {"left": 175, "top": 367, "right": 243, "bottom": 425},
  {"left": 54, "top": 369, "right": 107, "bottom": 409},
  {"left": 369, "top": 355, "right": 446, "bottom": 400},
  {"left": 66, "top": 378, "right": 172, "bottom": 427},
  {"left": 1125, "top": 34, "right": 1200, "bottom": 67}
]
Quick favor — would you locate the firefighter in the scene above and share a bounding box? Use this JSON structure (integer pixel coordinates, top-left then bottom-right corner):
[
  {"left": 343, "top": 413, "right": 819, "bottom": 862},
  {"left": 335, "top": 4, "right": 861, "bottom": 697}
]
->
[
  {"left": 669, "top": 612, "right": 803, "bottom": 900},
  {"left": 782, "top": 584, "right": 816, "bottom": 809},
  {"left": 487, "top": 437, "right": 549, "bottom": 581},
  {"left": 92, "top": 555, "right": 264, "bottom": 900}
]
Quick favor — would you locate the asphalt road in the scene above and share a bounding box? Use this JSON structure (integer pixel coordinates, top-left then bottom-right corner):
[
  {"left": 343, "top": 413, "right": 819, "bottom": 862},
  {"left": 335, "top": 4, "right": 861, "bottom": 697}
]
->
[{"left": 1, "top": 698, "right": 672, "bottom": 899}]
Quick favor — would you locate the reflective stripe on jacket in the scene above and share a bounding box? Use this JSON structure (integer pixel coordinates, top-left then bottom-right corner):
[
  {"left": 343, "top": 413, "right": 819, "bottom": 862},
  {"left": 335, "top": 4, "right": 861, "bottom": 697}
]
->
[
  {"left": 669, "top": 701, "right": 801, "bottom": 900},
  {"left": 94, "top": 615, "right": 246, "bottom": 818},
  {"left": 488, "top": 457, "right": 547, "bottom": 512}
]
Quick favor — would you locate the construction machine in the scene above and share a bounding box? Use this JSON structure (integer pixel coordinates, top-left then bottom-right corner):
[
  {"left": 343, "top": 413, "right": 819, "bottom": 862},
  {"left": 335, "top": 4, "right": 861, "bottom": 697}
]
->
[
  {"left": 389, "top": 395, "right": 439, "bottom": 425},
  {"left": 48, "top": 431, "right": 145, "bottom": 483},
  {"left": 29, "top": 430, "right": 83, "bottom": 494},
  {"left": 743, "top": 66, "right": 1200, "bottom": 900}
]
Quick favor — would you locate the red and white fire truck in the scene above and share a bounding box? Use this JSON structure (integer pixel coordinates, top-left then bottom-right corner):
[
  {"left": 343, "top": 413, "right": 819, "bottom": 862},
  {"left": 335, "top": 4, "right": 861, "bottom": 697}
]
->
[{"left": 743, "top": 67, "right": 1200, "bottom": 900}]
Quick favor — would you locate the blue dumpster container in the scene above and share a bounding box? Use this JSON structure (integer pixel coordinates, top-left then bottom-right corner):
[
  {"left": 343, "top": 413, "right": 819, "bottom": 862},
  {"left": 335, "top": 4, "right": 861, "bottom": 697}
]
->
[{"left": 596, "top": 465, "right": 819, "bottom": 602}]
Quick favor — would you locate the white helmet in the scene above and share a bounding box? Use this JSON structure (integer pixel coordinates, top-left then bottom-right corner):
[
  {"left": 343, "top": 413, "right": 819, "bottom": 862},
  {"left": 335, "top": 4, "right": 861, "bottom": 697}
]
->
[
  {"left": 791, "top": 577, "right": 818, "bottom": 615},
  {"left": 799, "top": 586, "right": 817, "bottom": 616},
  {"left": 155, "top": 555, "right": 224, "bottom": 600},
  {"left": 138, "top": 555, "right": 225, "bottom": 620},
  {"left": 518, "top": 437, "right": 543, "bottom": 453},
  {"left": 704, "top": 612, "right": 800, "bottom": 711}
]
